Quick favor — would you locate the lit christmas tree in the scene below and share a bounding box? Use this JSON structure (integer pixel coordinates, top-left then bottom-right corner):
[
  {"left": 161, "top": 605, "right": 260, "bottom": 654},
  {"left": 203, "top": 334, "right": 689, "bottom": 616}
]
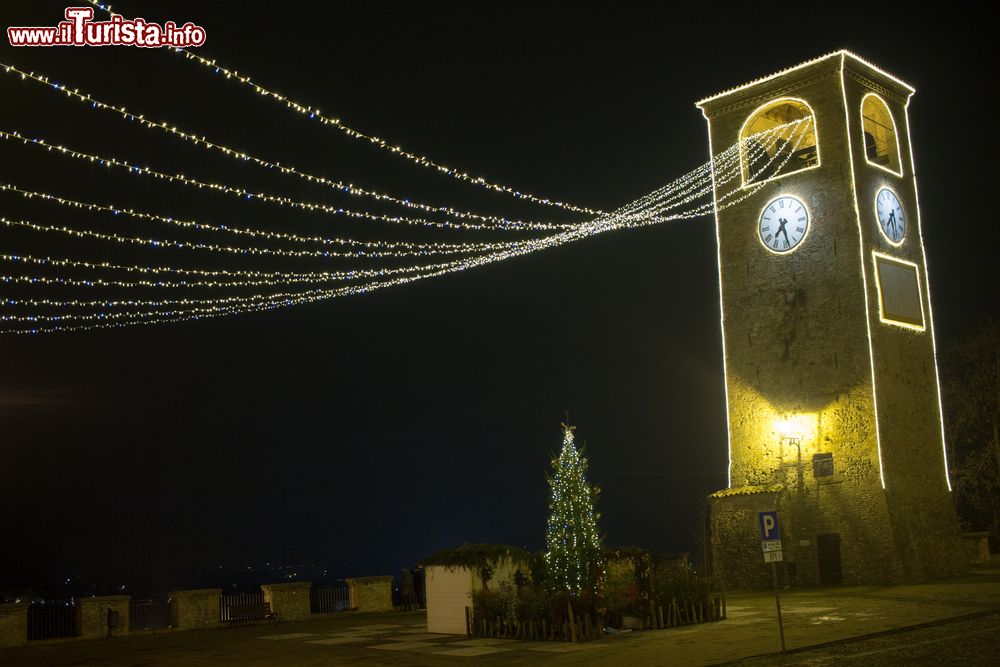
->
[{"left": 545, "top": 422, "right": 603, "bottom": 595}]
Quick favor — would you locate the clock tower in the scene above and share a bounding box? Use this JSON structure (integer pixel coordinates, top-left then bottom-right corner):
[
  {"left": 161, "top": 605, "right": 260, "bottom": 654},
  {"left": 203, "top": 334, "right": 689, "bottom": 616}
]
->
[{"left": 698, "top": 51, "right": 965, "bottom": 586}]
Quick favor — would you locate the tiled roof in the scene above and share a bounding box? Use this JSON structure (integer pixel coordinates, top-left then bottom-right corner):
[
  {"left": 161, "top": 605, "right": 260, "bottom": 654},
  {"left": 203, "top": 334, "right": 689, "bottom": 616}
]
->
[
  {"left": 709, "top": 483, "right": 785, "bottom": 499},
  {"left": 696, "top": 50, "right": 914, "bottom": 107}
]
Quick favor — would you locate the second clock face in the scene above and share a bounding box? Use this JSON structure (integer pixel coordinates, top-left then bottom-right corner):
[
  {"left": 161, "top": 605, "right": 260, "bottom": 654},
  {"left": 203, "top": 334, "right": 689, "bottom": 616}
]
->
[
  {"left": 876, "top": 188, "right": 906, "bottom": 244},
  {"left": 758, "top": 195, "right": 809, "bottom": 253}
]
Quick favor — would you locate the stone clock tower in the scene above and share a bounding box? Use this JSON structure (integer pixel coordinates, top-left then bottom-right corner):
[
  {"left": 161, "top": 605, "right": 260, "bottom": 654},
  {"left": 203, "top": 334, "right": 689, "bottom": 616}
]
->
[{"left": 697, "top": 51, "right": 965, "bottom": 586}]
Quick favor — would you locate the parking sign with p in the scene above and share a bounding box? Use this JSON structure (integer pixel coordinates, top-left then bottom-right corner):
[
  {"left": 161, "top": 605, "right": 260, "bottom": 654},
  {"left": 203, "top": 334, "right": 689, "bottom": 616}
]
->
[{"left": 759, "top": 511, "right": 780, "bottom": 541}]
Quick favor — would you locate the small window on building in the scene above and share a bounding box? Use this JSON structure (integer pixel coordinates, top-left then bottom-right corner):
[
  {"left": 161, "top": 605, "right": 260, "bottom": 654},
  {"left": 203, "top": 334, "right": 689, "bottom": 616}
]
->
[
  {"left": 861, "top": 94, "right": 902, "bottom": 175},
  {"left": 812, "top": 452, "right": 834, "bottom": 478},
  {"left": 740, "top": 98, "right": 819, "bottom": 186}
]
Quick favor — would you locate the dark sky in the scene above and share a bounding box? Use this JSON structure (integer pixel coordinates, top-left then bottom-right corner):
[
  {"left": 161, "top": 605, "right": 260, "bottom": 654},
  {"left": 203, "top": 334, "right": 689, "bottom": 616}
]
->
[{"left": 1, "top": 1, "right": 997, "bottom": 597}]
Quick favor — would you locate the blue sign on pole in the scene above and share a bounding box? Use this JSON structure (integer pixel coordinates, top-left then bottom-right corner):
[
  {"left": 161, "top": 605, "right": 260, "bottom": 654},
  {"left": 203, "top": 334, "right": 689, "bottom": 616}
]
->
[{"left": 759, "top": 511, "right": 780, "bottom": 541}]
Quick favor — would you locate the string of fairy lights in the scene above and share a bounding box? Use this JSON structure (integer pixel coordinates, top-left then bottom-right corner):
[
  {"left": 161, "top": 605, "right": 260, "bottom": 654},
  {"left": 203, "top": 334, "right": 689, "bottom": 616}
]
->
[
  {"left": 0, "top": 121, "right": 810, "bottom": 334},
  {"left": 0, "top": 25, "right": 813, "bottom": 334},
  {"left": 0, "top": 63, "right": 575, "bottom": 232},
  {"left": 83, "top": 1, "right": 606, "bottom": 218},
  {"left": 0, "top": 129, "right": 768, "bottom": 263},
  {"left": 0, "top": 184, "right": 532, "bottom": 255},
  {"left": 0, "top": 130, "right": 566, "bottom": 233},
  {"left": 27, "top": 140, "right": 809, "bottom": 336}
]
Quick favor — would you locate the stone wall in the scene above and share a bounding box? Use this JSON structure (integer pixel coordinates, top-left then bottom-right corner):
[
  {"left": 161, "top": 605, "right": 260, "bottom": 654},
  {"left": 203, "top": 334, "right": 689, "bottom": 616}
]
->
[
  {"left": 170, "top": 588, "right": 222, "bottom": 630},
  {"left": 962, "top": 532, "right": 992, "bottom": 565},
  {"left": 77, "top": 595, "right": 130, "bottom": 640},
  {"left": 0, "top": 576, "right": 398, "bottom": 649},
  {"left": 0, "top": 603, "right": 27, "bottom": 648},
  {"left": 710, "top": 480, "right": 907, "bottom": 588},
  {"left": 346, "top": 576, "right": 393, "bottom": 613},
  {"left": 261, "top": 582, "right": 311, "bottom": 622},
  {"left": 711, "top": 488, "right": 789, "bottom": 589}
]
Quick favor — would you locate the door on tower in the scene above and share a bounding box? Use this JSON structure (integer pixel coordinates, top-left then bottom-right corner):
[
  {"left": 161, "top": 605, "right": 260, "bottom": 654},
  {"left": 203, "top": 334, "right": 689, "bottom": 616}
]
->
[{"left": 817, "top": 533, "right": 843, "bottom": 584}]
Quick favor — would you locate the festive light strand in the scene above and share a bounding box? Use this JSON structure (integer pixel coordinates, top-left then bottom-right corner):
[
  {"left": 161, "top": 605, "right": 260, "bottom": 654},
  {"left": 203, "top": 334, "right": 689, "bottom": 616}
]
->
[
  {"left": 85, "top": 0, "right": 605, "bottom": 217},
  {"left": 3, "top": 259, "right": 474, "bottom": 334},
  {"left": 0, "top": 214, "right": 525, "bottom": 260},
  {"left": 0, "top": 290, "right": 336, "bottom": 322},
  {"left": 0, "top": 183, "right": 544, "bottom": 255},
  {"left": 0, "top": 215, "right": 481, "bottom": 260},
  {"left": 0, "top": 252, "right": 489, "bottom": 289},
  {"left": 1, "top": 286, "right": 360, "bottom": 323},
  {"left": 1, "top": 120, "right": 811, "bottom": 333},
  {"left": 2, "top": 2, "right": 814, "bottom": 335},
  {"left": 0, "top": 62, "right": 580, "bottom": 231},
  {"left": 0, "top": 120, "right": 795, "bottom": 291},
  {"left": 0, "top": 120, "right": 789, "bottom": 286},
  {"left": 0, "top": 121, "right": 800, "bottom": 296},
  {"left": 0, "top": 116, "right": 793, "bottom": 254},
  {"left": 0, "top": 129, "right": 571, "bottom": 233}
]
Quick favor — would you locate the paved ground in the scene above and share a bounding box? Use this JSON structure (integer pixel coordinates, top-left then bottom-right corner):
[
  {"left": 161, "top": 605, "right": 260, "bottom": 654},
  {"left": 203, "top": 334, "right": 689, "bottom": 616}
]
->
[
  {"left": 730, "top": 612, "right": 1000, "bottom": 666},
  {"left": 4, "top": 566, "right": 1000, "bottom": 666}
]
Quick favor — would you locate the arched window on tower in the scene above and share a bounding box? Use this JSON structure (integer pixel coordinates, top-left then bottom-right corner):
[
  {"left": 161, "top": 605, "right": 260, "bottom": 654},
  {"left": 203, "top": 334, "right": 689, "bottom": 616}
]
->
[
  {"left": 740, "top": 98, "right": 818, "bottom": 186},
  {"left": 861, "top": 93, "right": 902, "bottom": 175}
]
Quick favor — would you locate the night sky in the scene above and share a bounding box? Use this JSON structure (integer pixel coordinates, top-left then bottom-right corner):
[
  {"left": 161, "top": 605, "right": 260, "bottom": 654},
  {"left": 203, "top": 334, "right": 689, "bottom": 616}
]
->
[{"left": 1, "top": 2, "right": 997, "bottom": 598}]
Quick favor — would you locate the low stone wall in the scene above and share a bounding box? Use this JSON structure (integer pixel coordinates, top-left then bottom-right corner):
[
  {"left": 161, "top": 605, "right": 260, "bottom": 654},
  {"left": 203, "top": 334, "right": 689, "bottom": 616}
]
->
[
  {"left": 78, "top": 595, "right": 131, "bottom": 639},
  {"left": 962, "top": 532, "right": 992, "bottom": 565},
  {"left": 261, "top": 582, "right": 311, "bottom": 622},
  {"left": 0, "top": 603, "right": 27, "bottom": 648},
  {"left": 346, "top": 576, "right": 393, "bottom": 613},
  {"left": 0, "top": 575, "right": 396, "bottom": 647},
  {"left": 170, "top": 588, "right": 223, "bottom": 630}
]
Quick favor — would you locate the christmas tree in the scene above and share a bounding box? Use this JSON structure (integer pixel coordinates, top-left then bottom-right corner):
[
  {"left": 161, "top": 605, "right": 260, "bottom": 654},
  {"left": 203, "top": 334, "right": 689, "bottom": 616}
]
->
[{"left": 545, "top": 422, "right": 603, "bottom": 595}]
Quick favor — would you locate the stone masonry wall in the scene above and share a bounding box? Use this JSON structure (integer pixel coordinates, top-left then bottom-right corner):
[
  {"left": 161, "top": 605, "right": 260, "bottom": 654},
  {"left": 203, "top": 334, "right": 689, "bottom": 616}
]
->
[
  {"left": 78, "top": 595, "right": 131, "bottom": 639},
  {"left": 261, "top": 582, "right": 311, "bottom": 622},
  {"left": 711, "top": 490, "right": 786, "bottom": 589},
  {"left": 170, "top": 589, "right": 223, "bottom": 630},
  {"left": 346, "top": 576, "right": 393, "bottom": 613},
  {"left": 0, "top": 603, "right": 27, "bottom": 648}
]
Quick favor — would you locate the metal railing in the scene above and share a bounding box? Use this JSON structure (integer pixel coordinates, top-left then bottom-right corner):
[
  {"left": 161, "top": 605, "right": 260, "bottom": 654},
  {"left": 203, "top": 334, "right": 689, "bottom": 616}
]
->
[
  {"left": 310, "top": 584, "right": 352, "bottom": 613},
  {"left": 129, "top": 598, "right": 172, "bottom": 631},
  {"left": 219, "top": 591, "right": 266, "bottom": 622},
  {"left": 27, "top": 603, "right": 79, "bottom": 641}
]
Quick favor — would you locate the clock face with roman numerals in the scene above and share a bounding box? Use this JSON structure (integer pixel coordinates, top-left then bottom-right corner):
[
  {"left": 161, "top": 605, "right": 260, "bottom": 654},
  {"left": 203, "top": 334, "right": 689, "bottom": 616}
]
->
[
  {"left": 758, "top": 195, "right": 809, "bottom": 254},
  {"left": 875, "top": 187, "right": 906, "bottom": 245}
]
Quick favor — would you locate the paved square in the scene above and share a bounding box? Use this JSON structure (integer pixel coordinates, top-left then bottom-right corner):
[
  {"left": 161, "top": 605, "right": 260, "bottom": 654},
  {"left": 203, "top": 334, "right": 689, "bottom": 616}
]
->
[
  {"left": 8, "top": 572, "right": 1000, "bottom": 666},
  {"left": 450, "top": 638, "right": 515, "bottom": 647},
  {"left": 782, "top": 606, "right": 836, "bottom": 614},
  {"left": 304, "top": 637, "right": 372, "bottom": 645},
  {"left": 258, "top": 632, "right": 320, "bottom": 640},
  {"left": 368, "top": 641, "right": 443, "bottom": 651},
  {"left": 527, "top": 642, "right": 604, "bottom": 652},
  {"left": 429, "top": 646, "right": 516, "bottom": 656}
]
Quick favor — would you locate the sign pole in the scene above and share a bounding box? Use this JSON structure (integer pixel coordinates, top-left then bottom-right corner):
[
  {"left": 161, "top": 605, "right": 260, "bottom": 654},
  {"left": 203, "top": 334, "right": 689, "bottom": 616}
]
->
[
  {"left": 759, "top": 511, "right": 786, "bottom": 653},
  {"left": 770, "top": 560, "right": 785, "bottom": 652}
]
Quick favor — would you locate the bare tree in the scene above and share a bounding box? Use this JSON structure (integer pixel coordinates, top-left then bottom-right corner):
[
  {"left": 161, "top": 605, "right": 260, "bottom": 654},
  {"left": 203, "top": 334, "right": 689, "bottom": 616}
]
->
[{"left": 940, "top": 319, "right": 1000, "bottom": 537}]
